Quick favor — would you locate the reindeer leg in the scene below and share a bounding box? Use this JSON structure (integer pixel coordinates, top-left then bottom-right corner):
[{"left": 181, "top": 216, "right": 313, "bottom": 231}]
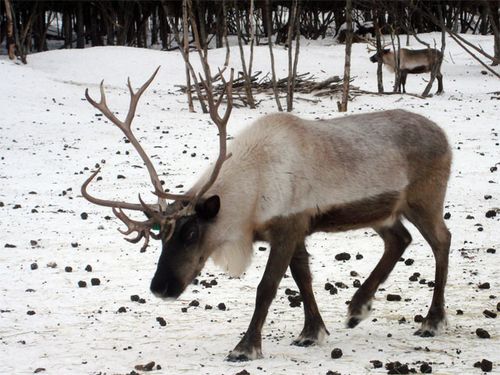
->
[
  {"left": 436, "top": 71, "right": 444, "bottom": 94},
  {"left": 226, "top": 218, "right": 305, "bottom": 361},
  {"left": 290, "top": 242, "right": 329, "bottom": 347},
  {"left": 401, "top": 70, "right": 408, "bottom": 94},
  {"left": 405, "top": 206, "right": 451, "bottom": 337},
  {"left": 347, "top": 219, "right": 412, "bottom": 328}
]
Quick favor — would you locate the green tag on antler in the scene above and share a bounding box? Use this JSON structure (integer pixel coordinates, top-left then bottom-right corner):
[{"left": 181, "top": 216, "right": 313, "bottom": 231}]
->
[{"left": 152, "top": 223, "right": 161, "bottom": 231}]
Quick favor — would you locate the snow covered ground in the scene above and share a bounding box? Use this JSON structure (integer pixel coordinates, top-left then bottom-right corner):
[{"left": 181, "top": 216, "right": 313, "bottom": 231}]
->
[{"left": 0, "top": 33, "right": 499, "bottom": 375}]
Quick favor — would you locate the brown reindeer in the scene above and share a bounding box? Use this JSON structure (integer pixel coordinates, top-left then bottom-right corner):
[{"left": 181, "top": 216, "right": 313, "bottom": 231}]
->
[
  {"left": 370, "top": 48, "right": 444, "bottom": 94},
  {"left": 82, "top": 69, "right": 451, "bottom": 361}
]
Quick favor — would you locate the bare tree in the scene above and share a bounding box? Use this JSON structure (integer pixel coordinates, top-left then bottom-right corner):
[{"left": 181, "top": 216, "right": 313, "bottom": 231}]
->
[
  {"left": 286, "top": 0, "right": 301, "bottom": 112},
  {"left": 4, "top": 0, "right": 15, "bottom": 59},
  {"left": 265, "top": 0, "right": 283, "bottom": 111},
  {"left": 338, "top": 0, "right": 352, "bottom": 112},
  {"left": 235, "top": 1, "right": 256, "bottom": 108}
]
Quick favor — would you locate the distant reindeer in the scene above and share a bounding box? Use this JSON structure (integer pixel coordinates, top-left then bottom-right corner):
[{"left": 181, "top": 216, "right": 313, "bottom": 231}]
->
[
  {"left": 82, "top": 69, "right": 451, "bottom": 361},
  {"left": 370, "top": 48, "right": 444, "bottom": 94}
]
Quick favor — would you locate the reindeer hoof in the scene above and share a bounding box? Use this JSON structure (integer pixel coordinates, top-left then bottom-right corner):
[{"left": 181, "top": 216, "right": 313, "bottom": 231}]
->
[
  {"left": 414, "top": 329, "right": 435, "bottom": 337},
  {"left": 347, "top": 317, "right": 361, "bottom": 328},
  {"left": 225, "top": 348, "right": 262, "bottom": 362},
  {"left": 225, "top": 353, "right": 251, "bottom": 362},
  {"left": 292, "top": 338, "right": 315, "bottom": 347}
]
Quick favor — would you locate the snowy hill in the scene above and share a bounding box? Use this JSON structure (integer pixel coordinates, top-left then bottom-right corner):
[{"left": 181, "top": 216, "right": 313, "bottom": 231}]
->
[{"left": 0, "top": 34, "right": 499, "bottom": 374}]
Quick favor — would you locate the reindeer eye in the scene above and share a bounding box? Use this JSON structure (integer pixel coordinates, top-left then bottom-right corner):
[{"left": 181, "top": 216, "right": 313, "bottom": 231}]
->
[{"left": 180, "top": 220, "right": 199, "bottom": 245}]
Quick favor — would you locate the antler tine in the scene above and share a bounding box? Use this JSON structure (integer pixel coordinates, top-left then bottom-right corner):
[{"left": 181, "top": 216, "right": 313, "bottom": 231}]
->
[
  {"left": 124, "top": 66, "right": 160, "bottom": 129},
  {"left": 194, "top": 69, "right": 234, "bottom": 202},
  {"left": 81, "top": 168, "right": 149, "bottom": 211},
  {"left": 112, "top": 207, "right": 155, "bottom": 252}
]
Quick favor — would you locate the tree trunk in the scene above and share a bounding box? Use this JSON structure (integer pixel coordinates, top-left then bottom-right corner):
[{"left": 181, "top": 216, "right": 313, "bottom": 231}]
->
[
  {"left": 286, "top": 0, "right": 299, "bottom": 112},
  {"left": 374, "top": 4, "right": 384, "bottom": 93},
  {"left": 4, "top": 0, "right": 15, "bottom": 59},
  {"left": 338, "top": 0, "right": 352, "bottom": 112},
  {"left": 183, "top": 0, "right": 195, "bottom": 112},
  {"left": 63, "top": 7, "right": 72, "bottom": 48},
  {"left": 488, "top": 0, "right": 500, "bottom": 65},
  {"left": 266, "top": 0, "right": 282, "bottom": 111},
  {"left": 76, "top": 1, "right": 85, "bottom": 48}
]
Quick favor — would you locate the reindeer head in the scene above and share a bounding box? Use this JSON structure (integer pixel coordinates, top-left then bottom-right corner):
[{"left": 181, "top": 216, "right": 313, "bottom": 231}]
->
[
  {"left": 82, "top": 67, "right": 233, "bottom": 299},
  {"left": 369, "top": 48, "right": 391, "bottom": 63}
]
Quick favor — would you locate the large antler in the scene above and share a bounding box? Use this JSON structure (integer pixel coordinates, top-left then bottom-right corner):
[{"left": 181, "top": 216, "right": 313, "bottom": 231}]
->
[
  {"left": 82, "top": 68, "right": 193, "bottom": 251},
  {"left": 83, "top": 67, "right": 192, "bottom": 204}
]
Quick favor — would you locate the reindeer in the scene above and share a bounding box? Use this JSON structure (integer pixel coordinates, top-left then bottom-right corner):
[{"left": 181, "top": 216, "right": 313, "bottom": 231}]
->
[
  {"left": 81, "top": 68, "right": 452, "bottom": 362},
  {"left": 370, "top": 47, "right": 444, "bottom": 94}
]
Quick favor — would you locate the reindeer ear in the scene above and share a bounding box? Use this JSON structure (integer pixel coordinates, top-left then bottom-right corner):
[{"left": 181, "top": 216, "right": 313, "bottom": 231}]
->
[{"left": 195, "top": 195, "right": 220, "bottom": 220}]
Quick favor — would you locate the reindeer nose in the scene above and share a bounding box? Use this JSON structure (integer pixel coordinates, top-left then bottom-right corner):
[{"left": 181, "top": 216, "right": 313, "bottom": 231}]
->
[{"left": 150, "top": 278, "right": 167, "bottom": 298}]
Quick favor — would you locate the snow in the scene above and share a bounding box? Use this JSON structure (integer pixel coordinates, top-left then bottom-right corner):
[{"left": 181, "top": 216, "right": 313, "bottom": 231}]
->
[{"left": 1, "top": 33, "right": 499, "bottom": 374}]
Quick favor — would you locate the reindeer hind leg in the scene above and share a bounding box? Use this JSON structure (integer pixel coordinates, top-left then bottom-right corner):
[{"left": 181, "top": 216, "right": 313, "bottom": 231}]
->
[{"left": 347, "top": 219, "right": 412, "bottom": 328}]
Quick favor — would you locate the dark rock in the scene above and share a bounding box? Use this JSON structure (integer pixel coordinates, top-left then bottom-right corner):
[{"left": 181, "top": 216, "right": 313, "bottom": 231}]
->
[
  {"left": 356, "top": 253, "right": 363, "bottom": 260},
  {"left": 71, "top": 242, "right": 79, "bottom": 248},
  {"left": 330, "top": 348, "right": 343, "bottom": 359},
  {"left": 325, "top": 282, "right": 334, "bottom": 291},
  {"left": 65, "top": 266, "right": 72, "bottom": 272},
  {"left": 117, "top": 174, "right": 126, "bottom": 179},
  {"left": 181, "top": 307, "right": 188, "bottom": 313},
  {"left": 5, "top": 243, "right": 16, "bottom": 248},
  {"left": 85, "top": 265, "right": 92, "bottom": 272},
  {"left": 420, "top": 362, "right": 432, "bottom": 373},
  {"left": 80, "top": 212, "right": 88, "bottom": 220},
  {"left": 134, "top": 361, "right": 155, "bottom": 371},
  {"left": 414, "top": 314, "right": 424, "bottom": 323},
  {"left": 90, "top": 278, "right": 100, "bottom": 286},
  {"left": 335, "top": 252, "right": 351, "bottom": 261},
  {"left": 370, "top": 360, "right": 383, "bottom": 368},
  {"left": 404, "top": 258, "right": 414, "bottom": 266},
  {"left": 130, "top": 295, "right": 140, "bottom": 302},
  {"left": 409, "top": 275, "right": 418, "bottom": 282},
  {"left": 335, "top": 281, "right": 348, "bottom": 289},
  {"left": 485, "top": 210, "right": 497, "bottom": 218},
  {"left": 353, "top": 279, "right": 361, "bottom": 288},
  {"left": 34, "top": 368, "right": 46, "bottom": 373},
  {"left": 329, "top": 287, "right": 338, "bottom": 295},
  {"left": 78, "top": 280, "right": 87, "bottom": 288},
  {"left": 476, "top": 328, "right": 490, "bottom": 338},
  {"left": 217, "top": 303, "right": 226, "bottom": 311},
  {"left": 456, "top": 309, "right": 464, "bottom": 315},
  {"left": 387, "top": 294, "right": 402, "bottom": 301},
  {"left": 205, "top": 304, "right": 212, "bottom": 310},
  {"left": 30, "top": 240, "right": 38, "bottom": 246},
  {"left": 189, "top": 300, "right": 200, "bottom": 307},
  {"left": 486, "top": 248, "right": 496, "bottom": 254},
  {"left": 479, "top": 282, "right": 490, "bottom": 289},
  {"left": 117, "top": 306, "right": 126, "bottom": 313},
  {"left": 235, "top": 370, "right": 250, "bottom": 375},
  {"left": 443, "top": 212, "right": 451, "bottom": 219},
  {"left": 156, "top": 317, "right": 167, "bottom": 326},
  {"left": 480, "top": 359, "right": 493, "bottom": 372},
  {"left": 27, "top": 310, "right": 36, "bottom": 315},
  {"left": 31, "top": 263, "right": 38, "bottom": 270},
  {"left": 483, "top": 309, "right": 497, "bottom": 318}
]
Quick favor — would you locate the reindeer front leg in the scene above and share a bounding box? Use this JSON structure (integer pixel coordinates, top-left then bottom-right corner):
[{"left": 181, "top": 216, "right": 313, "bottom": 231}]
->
[{"left": 226, "top": 219, "right": 303, "bottom": 361}]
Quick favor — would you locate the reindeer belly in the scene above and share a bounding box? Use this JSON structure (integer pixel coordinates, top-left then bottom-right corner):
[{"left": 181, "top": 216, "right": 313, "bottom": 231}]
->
[
  {"left": 310, "top": 191, "right": 402, "bottom": 233},
  {"left": 406, "top": 65, "right": 429, "bottom": 74}
]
